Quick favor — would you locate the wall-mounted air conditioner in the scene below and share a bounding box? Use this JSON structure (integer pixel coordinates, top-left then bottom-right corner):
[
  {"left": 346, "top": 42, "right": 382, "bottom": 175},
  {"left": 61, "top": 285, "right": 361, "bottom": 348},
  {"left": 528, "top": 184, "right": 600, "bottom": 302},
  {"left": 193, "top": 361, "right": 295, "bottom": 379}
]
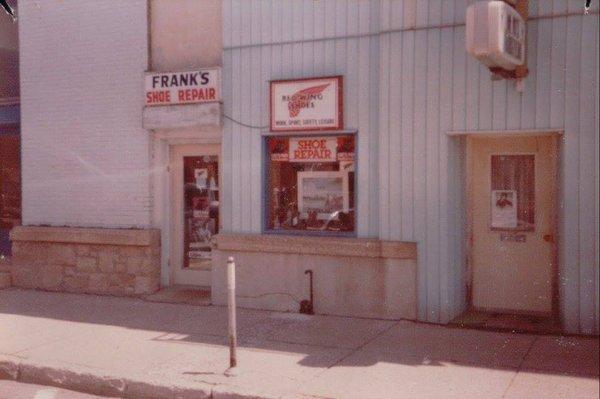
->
[{"left": 466, "top": 1, "right": 526, "bottom": 71}]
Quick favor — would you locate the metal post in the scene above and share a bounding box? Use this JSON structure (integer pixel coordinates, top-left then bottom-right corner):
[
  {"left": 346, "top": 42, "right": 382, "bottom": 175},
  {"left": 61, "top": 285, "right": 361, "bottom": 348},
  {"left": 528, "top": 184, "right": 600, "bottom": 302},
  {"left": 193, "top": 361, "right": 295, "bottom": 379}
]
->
[{"left": 226, "top": 256, "right": 237, "bottom": 374}]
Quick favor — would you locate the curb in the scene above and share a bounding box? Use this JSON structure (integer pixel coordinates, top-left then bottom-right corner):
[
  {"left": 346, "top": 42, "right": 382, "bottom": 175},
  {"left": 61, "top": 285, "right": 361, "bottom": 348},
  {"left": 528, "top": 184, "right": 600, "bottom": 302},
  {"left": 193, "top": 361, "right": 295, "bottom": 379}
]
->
[{"left": 0, "top": 356, "right": 308, "bottom": 399}]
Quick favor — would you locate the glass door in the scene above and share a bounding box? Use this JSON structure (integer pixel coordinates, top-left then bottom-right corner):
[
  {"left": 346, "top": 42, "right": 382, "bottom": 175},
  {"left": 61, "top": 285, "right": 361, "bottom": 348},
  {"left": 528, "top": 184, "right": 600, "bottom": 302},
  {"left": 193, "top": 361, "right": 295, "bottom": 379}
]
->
[
  {"left": 183, "top": 155, "right": 219, "bottom": 269},
  {"left": 170, "top": 144, "right": 220, "bottom": 286}
]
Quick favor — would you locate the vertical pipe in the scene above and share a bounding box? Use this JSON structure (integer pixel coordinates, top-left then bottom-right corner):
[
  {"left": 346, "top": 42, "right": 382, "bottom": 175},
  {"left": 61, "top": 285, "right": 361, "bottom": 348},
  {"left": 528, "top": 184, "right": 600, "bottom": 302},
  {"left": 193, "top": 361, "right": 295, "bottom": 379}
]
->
[{"left": 227, "top": 256, "right": 237, "bottom": 369}]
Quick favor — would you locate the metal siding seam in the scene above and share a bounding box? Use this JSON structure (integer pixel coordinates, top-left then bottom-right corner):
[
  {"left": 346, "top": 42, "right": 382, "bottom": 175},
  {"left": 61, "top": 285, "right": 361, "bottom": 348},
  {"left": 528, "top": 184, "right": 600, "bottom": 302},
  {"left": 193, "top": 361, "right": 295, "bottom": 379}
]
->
[
  {"left": 596, "top": 19, "right": 600, "bottom": 334},
  {"left": 390, "top": 32, "right": 403, "bottom": 240},
  {"left": 521, "top": 20, "right": 539, "bottom": 129},
  {"left": 250, "top": 47, "right": 261, "bottom": 232},
  {"left": 452, "top": 26, "right": 467, "bottom": 133},
  {"left": 562, "top": 15, "right": 582, "bottom": 333},
  {"left": 596, "top": 16, "right": 600, "bottom": 335},
  {"left": 378, "top": 32, "right": 390, "bottom": 239},
  {"left": 578, "top": 14, "right": 598, "bottom": 334},
  {"left": 371, "top": 34, "right": 380, "bottom": 237},
  {"left": 414, "top": 28, "right": 428, "bottom": 321},
  {"left": 478, "top": 63, "right": 493, "bottom": 130},
  {"left": 401, "top": 30, "right": 415, "bottom": 241},
  {"left": 425, "top": 20, "right": 441, "bottom": 323},
  {"left": 535, "top": 18, "right": 553, "bottom": 128},
  {"left": 550, "top": 17, "right": 567, "bottom": 129},
  {"left": 439, "top": 26, "right": 454, "bottom": 322}
]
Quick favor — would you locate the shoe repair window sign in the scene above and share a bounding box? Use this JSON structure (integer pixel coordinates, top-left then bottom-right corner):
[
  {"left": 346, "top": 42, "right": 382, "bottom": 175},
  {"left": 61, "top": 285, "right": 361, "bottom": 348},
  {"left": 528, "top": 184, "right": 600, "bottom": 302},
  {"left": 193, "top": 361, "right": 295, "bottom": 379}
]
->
[
  {"left": 145, "top": 68, "right": 220, "bottom": 106},
  {"left": 270, "top": 76, "right": 343, "bottom": 132}
]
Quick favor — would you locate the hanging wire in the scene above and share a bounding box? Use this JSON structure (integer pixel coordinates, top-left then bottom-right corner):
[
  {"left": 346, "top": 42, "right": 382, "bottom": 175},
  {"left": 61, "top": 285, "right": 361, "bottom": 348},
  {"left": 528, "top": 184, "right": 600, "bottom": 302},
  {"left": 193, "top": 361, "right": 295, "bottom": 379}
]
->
[{"left": 221, "top": 112, "right": 269, "bottom": 130}]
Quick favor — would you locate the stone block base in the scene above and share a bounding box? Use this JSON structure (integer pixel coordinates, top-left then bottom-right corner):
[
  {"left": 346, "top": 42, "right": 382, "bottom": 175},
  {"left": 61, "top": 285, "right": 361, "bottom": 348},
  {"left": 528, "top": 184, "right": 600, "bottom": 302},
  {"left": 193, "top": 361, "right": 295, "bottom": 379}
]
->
[
  {"left": 9, "top": 227, "right": 161, "bottom": 296},
  {"left": 0, "top": 271, "right": 10, "bottom": 289}
]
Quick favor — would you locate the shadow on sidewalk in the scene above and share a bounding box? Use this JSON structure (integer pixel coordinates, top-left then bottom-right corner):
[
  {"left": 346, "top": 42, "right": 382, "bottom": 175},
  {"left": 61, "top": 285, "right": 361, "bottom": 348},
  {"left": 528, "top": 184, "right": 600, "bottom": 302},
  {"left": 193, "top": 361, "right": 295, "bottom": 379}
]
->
[{"left": 1, "top": 288, "right": 598, "bottom": 379}]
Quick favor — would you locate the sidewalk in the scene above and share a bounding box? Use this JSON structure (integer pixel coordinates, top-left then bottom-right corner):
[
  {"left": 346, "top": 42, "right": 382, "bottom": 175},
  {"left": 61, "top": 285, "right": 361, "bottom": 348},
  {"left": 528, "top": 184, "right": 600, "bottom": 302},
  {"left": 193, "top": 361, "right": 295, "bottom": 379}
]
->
[{"left": 1, "top": 288, "right": 598, "bottom": 399}]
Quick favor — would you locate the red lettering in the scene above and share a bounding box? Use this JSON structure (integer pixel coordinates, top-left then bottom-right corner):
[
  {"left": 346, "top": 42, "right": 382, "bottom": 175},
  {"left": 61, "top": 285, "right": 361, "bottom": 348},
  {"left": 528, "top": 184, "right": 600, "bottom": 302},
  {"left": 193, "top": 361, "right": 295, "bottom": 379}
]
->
[
  {"left": 173, "top": 88, "right": 217, "bottom": 103},
  {"left": 146, "top": 90, "right": 171, "bottom": 104}
]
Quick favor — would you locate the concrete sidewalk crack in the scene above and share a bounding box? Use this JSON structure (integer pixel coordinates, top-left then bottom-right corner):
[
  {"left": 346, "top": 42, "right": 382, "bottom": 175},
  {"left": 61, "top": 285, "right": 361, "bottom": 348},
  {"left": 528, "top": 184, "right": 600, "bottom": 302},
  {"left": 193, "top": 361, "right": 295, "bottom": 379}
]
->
[
  {"left": 501, "top": 335, "right": 538, "bottom": 399},
  {"left": 301, "top": 320, "right": 401, "bottom": 389},
  {"left": 327, "top": 321, "right": 401, "bottom": 370}
]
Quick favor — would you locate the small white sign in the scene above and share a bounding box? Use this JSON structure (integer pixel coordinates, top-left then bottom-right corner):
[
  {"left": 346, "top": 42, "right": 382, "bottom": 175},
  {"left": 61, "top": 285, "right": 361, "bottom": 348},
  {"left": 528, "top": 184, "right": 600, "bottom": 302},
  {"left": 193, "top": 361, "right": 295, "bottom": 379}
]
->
[
  {"left": 491, "top": 190, "right": 518, "bottom": 229},
  {"left": 289, "top": 137, "right": 337, "bottom": 163},
  {"left": 145, "top": 69, "right": 220, "bottom": 106},
  {"left": 297, "top": 171, "right": 349, "bottom": 220},
  {"left": 270, "top": 76, "right": 343, "bottom": 132}
]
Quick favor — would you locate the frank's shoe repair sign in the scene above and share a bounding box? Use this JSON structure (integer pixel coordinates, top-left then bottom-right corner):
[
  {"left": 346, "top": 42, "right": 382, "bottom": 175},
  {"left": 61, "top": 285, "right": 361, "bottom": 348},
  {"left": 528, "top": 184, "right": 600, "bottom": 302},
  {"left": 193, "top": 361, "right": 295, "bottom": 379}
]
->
[{"left": 145, "top": 69, "right": 220, "bottom": 106}]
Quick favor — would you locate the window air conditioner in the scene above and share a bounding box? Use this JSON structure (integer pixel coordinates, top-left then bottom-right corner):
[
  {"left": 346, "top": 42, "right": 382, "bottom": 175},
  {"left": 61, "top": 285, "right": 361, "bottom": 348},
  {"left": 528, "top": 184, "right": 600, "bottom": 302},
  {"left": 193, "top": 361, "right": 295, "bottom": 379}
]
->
[{"left": 466, "top": 1, "right": 526, "bottom": 71}]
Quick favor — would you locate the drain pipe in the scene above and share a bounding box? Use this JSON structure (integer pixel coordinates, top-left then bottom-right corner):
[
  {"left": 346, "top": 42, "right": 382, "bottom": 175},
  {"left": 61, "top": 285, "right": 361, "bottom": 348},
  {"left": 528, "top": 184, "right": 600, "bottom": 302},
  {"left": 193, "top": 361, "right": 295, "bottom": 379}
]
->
[{"left": 300, "top": 269, "right": 314, "bottom": 315}]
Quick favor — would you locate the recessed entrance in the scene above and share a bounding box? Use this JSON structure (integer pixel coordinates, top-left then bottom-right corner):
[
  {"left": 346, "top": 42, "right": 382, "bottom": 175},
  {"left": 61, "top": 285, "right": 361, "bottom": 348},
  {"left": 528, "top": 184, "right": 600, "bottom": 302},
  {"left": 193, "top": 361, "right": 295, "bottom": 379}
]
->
[
  {"left": 169, "top": 144, "right": 220, "bottom": 287},
  {"left": 466, "top": 134, "right": 558, "bottom": 320}
]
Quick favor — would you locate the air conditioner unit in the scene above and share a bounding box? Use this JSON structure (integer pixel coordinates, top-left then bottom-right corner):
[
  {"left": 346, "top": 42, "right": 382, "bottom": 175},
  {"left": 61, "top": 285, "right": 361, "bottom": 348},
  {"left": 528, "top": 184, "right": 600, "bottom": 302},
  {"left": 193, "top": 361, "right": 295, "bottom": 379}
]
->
[{"left": 466, "top": 1, "right": 526, "bottom": 71}]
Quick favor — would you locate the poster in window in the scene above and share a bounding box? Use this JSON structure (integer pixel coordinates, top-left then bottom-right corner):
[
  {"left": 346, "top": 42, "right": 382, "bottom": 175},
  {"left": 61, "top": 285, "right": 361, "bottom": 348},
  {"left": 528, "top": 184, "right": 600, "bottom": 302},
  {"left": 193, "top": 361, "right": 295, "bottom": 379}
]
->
[
  {"left": 491, "top": 190, "right": 518, "bottom": 229},
  {"left": 297, "top": 171, "right": 349, "bottom": 221},
  {"left": 194, "top": 168, "right": 208, "bottom": 189}
]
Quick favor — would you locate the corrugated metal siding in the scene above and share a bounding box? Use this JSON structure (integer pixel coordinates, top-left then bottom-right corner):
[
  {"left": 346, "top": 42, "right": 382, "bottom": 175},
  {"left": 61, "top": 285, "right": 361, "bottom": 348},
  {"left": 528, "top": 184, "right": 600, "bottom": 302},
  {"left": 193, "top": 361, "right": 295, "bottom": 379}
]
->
[
  {"left": 222, "top": 0, "right": 599, "bottom": 334},
  {"left": 221, "top": 0, "right": 381, "bottom": 237}
]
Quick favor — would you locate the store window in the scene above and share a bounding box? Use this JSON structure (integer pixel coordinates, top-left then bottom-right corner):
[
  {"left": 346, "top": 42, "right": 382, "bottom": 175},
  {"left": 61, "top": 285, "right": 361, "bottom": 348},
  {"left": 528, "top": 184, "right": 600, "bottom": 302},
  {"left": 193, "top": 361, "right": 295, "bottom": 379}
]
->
[
  {"left": 265, "top": 134, "right": 355, "bottom": 234},
  {"left": 0, "top": 125, "right": 21, "bottom": 258}
]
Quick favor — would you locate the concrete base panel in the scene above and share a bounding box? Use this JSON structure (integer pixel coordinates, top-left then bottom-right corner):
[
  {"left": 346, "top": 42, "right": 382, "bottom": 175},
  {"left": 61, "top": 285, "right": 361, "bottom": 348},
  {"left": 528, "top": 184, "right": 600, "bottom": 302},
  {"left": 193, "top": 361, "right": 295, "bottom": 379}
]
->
[{"left": 212, "top": 234, "right": 417, "bottom": 320}]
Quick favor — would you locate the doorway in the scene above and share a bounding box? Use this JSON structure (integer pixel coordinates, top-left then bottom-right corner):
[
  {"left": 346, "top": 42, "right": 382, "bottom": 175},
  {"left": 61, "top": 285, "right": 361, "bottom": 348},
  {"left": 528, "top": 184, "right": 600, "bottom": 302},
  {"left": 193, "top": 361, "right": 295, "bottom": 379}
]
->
[
  {"left": 466, "top": 134, "right": 558, "bottom": 318},
  {"left": 169, "top": 144, "right": 220, "bottom": 286}
]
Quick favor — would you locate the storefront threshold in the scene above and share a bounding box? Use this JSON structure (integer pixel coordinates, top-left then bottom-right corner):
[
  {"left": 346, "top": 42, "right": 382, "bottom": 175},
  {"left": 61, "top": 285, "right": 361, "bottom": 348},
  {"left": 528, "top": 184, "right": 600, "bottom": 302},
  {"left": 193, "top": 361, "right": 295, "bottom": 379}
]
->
[
  {"left": 142, "top": 284, "right": 211, "bottom": 306},
  {"left": 450, "top": 310, "right": 562, "bottom": 335}
]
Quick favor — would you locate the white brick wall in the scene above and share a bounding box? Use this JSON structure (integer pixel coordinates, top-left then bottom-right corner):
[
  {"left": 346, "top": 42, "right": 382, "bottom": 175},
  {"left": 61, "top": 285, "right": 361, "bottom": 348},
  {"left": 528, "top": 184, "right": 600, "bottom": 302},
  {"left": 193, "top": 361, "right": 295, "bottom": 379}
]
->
[{"left": 19, "top": 0, "right": 151, "bottom": 228}]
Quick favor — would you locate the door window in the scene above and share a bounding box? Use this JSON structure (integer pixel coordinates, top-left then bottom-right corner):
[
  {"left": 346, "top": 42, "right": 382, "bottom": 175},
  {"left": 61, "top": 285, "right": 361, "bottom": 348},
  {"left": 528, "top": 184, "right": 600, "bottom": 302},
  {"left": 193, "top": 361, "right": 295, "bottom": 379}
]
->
[
  {"left": 183, "top": 155, "right": 219, "bottom": 268},
  {"left": 490, "top": 154, "right": 535, "bottom": 231}
]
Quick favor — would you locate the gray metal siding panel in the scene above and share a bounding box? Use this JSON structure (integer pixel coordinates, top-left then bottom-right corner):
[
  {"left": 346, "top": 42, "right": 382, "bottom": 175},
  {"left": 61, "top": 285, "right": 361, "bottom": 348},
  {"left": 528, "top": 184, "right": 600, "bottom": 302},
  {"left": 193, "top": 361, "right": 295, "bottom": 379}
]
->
[{"left": 222, "top": 0, "right": 599, "bottom": 333}]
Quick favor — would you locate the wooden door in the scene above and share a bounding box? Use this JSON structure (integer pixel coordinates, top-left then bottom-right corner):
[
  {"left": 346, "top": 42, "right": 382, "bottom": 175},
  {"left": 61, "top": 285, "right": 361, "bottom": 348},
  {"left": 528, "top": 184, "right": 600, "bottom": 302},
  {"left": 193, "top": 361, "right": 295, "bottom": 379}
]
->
[{"left": 468, "top": 135, "right": 557, "bottom": 314}]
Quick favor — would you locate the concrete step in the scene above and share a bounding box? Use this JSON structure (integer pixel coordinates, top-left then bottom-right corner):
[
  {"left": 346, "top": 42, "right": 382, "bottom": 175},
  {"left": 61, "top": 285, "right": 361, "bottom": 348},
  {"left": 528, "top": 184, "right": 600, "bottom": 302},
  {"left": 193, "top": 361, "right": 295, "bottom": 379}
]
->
[
  {"left": 141, "top": 285, "right": 211, "bottom": 306},
  {"left": 0, "top": 271, "right": 11, "bottom": 289}
]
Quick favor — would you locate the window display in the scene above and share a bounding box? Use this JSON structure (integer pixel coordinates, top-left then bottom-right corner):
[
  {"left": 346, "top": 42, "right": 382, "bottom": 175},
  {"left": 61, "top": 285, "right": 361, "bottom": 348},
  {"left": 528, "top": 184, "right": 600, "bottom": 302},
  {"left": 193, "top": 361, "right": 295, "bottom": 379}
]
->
[{"left": 266, "top": 134, "right": 355, "bottom": 234}]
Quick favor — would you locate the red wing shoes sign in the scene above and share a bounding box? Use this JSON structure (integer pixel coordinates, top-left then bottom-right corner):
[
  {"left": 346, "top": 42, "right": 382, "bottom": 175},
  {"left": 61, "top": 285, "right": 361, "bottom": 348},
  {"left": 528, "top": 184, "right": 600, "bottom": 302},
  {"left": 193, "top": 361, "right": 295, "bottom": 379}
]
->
[
  {"left": 145, "top": 68, "right": 220, "bottom": 106},
  {"left": 270, "top": 76, "right": 343, "bottom": 132}
]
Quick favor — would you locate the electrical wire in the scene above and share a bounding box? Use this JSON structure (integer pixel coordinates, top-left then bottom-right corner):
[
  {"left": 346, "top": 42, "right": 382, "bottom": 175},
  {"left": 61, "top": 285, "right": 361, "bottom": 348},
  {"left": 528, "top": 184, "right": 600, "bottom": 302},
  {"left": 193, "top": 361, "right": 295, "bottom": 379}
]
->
[{"left": 221, "top": 112, "right": 269, "bottom": 130}]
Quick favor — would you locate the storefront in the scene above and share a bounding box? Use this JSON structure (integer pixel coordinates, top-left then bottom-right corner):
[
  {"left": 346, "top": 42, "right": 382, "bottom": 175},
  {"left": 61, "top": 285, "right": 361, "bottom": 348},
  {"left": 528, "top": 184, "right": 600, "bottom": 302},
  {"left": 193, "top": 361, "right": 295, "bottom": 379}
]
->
[
  {"left": 9, "top": 0, "right": 599, "bottom": 335},
  {"left": 213, "top": 0, "right": 599, "bottom": 334}
]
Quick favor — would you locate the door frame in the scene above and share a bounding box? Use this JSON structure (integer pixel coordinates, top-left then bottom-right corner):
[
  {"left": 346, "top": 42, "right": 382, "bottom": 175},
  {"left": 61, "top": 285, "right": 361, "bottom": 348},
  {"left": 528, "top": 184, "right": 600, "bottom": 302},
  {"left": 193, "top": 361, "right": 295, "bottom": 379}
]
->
[
  {"left": 169, "top": 143, "right": 221, "bottom": 286},
  {"left": 465, "top": 132, "right": 560, "bottom": 318}
]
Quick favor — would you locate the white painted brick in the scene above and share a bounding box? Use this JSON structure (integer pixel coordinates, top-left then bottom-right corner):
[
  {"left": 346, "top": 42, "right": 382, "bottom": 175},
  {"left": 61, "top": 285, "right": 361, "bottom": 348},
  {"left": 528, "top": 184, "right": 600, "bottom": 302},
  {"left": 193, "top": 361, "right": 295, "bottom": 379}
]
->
[{"left": 19, "top": 0, "right": 150, "bottom": 228}]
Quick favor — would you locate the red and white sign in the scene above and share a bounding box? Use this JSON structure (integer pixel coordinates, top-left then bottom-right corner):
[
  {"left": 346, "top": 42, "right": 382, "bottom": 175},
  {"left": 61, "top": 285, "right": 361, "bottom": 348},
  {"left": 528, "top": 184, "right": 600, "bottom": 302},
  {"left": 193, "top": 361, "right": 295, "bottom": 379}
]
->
[
  {"left": 270, "top": 76, "right": 343, "bottom": 132},
  {"left": 289, "top": 137, "right": 337, "bottom": 162},
  {"left": 145, "top": 69, "right": 220, "bottom": 106}
]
